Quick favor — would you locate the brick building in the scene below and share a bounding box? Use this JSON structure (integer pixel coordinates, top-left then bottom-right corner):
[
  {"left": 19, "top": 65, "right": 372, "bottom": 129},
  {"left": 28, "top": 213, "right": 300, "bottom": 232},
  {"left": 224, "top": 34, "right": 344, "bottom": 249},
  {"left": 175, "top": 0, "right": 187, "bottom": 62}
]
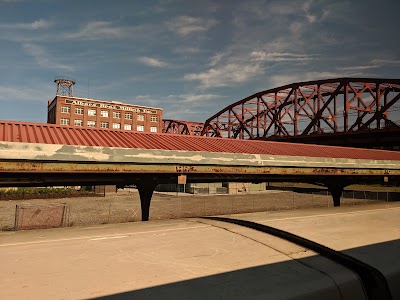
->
[{"left": 47, "top": 95, "right": 163, "bottom": 133}]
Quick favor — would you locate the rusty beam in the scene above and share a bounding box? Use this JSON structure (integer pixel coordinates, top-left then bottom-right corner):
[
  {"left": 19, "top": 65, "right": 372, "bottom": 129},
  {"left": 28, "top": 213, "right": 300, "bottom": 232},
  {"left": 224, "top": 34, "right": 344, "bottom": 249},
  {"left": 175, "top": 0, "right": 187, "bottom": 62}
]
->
[{"left": 0, "top": 161, "right": 397, "bottom": 176}]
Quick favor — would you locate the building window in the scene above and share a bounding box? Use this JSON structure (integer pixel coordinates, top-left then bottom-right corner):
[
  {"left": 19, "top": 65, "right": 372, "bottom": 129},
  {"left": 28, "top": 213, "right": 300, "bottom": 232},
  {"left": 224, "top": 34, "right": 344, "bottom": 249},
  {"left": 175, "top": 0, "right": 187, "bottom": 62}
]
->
[
  {"left": 137, "top": 125, "right": 144, "bottom": 131},
  {"left": 113, "top": 111, "right": 121, "bottom": 119},
  {"left": 74, "top": 119, "right": 83, "bottom": 126},
  {"left": 101, "top": 110, "right": 109, "bottom": 118},
  {"left": 113, "top": 123, "right": 121, "bottom": 129},
  {"left": 60, "top": 118, "right": 70, "bottom": 125},
  {"left": 125, "top": 113, "right": 132, "bottom": 120},
  {"left": 124, "top": 124, "right": 132, "bottom": 130},
  {"left": 151, "top": 115, "right": 158, "bottom": 122},
  {"left": 61, "top": 106, "right": 70, "bottom": 114},
  {"left": 100, "top": 122, "right": 109, "bottom": 128},
  {"left": 150, "top": 126, "right": 157, "bottom": 132},
  {"left": 88, "top": 109, "right": 96, "bottom": 116},
  {"left": 137, "top": 114, "right": 144, "bottom": 121},
  {"left": 87, "top": 120, "right": 96, "bottom": 127},
  {"left": 75, "top": 107, "right": 84, "bottom": 115}
]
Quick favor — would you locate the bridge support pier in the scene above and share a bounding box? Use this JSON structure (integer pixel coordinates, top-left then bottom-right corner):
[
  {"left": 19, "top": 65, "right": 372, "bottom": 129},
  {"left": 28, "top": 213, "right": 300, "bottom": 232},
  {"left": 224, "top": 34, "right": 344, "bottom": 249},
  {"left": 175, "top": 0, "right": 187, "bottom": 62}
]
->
[
  {"left": 136, "top": 178, "right": 158, "bottom": 221},
  {"left": 325, "top": 180, "right": 345, "bottom": 207}
]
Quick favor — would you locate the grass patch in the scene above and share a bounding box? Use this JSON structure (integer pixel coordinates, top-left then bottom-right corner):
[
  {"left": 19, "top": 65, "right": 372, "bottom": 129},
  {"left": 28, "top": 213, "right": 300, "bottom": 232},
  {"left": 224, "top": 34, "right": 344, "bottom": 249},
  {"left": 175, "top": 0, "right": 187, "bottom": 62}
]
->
[{"left": 0, "top": 187, "right": 98, "bottom": 200}]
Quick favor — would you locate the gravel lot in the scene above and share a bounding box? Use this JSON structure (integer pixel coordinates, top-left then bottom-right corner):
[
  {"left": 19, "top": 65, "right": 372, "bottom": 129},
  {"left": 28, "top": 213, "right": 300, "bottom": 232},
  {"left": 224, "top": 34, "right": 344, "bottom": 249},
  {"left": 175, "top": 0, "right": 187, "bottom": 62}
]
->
[{"left": 0, "top": 189, "right": 382, "bottom": 231}]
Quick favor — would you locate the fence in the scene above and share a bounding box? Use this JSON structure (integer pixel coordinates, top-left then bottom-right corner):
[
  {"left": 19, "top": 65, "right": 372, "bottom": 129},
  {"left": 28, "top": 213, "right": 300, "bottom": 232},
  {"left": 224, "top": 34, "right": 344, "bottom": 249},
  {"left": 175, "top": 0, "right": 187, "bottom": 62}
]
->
[
  {"left": 0, "top": 188, "right": 397, "bottom": 231},
  {"left": 150, "top": 189, "right": 390, "bottom": 220},
  {"left": 14, "top": 203, "right": 68, "bottom": 231}
]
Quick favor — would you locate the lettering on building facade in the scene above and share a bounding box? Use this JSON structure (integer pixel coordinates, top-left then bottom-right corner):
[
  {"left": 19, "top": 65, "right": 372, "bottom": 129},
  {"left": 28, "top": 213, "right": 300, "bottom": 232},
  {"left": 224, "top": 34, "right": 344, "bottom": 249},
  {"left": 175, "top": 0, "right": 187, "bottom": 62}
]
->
[{"left": 65, "top": 99, "right": 158, "bottom": 114}]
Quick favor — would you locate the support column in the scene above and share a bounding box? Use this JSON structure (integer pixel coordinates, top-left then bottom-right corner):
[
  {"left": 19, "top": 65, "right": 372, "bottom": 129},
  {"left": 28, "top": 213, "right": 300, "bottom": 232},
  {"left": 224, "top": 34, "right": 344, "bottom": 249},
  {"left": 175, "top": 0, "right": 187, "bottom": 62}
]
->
[
  {"left": 330, "top": 186, "right": 343, "bottom": 207},
  {"left": 326, "top": 180, "right": 345, "bottom": 207},
  {"left": 136, "top": 178, "right": 158, "bottom": 221}
]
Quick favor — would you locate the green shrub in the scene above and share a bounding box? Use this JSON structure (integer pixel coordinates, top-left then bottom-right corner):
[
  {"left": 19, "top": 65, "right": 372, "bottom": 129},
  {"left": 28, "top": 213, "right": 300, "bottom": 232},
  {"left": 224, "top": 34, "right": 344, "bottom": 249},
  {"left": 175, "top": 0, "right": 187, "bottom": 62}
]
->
[{"left": 0, "top": 187, "right": 80, "bottom": 197}]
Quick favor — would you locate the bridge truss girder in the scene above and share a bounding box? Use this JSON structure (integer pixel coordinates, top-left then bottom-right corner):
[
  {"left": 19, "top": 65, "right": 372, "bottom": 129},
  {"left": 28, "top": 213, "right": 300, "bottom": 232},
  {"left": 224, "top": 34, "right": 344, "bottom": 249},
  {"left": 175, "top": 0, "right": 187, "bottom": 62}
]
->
[
  {"left": 163, "top": 119, "right": 204, "bottom": 136},
  {"left": 201, "top": 78, "right": 400, "bottom": 139}
]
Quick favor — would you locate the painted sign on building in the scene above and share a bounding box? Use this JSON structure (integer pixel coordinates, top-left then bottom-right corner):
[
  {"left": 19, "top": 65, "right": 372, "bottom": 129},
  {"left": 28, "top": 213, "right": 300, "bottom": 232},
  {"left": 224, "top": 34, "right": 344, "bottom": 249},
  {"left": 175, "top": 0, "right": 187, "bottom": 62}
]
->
[{"left": 65, "top": 99, "right": 158, "bottom": 114}]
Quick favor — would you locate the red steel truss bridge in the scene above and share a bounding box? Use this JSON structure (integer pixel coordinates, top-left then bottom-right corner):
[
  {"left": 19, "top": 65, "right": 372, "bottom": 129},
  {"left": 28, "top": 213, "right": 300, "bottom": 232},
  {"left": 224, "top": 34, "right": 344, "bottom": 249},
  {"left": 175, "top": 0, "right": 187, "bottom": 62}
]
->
[
  {"left": 162, "top": 119, "right": 204, "bottom": 136},
  {"left": 163, "top": 78, "right": 400, "bottom": 149}
]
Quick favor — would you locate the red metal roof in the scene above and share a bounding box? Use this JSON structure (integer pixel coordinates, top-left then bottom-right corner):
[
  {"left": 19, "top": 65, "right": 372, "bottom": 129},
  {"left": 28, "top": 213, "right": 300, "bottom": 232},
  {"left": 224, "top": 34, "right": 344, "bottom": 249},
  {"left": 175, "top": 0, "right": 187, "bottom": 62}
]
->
[{"left": 1, "top": 120, "right": 400, "bottom": 161}]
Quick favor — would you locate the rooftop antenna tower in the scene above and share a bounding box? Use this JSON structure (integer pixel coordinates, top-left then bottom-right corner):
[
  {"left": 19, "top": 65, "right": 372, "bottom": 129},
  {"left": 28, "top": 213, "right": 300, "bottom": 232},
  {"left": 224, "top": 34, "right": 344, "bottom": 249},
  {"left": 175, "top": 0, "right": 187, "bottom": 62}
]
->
[{"left": 54, "top": 76, "right": 76, "bottom": 96}]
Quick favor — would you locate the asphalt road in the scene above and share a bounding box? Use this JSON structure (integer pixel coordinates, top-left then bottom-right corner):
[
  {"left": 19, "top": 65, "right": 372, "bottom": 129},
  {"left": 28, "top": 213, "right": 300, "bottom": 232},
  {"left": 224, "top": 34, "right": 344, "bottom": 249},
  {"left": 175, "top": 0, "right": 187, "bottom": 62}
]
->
[{"left": 1, "top": 202, "right": 399, "bottom": 300}]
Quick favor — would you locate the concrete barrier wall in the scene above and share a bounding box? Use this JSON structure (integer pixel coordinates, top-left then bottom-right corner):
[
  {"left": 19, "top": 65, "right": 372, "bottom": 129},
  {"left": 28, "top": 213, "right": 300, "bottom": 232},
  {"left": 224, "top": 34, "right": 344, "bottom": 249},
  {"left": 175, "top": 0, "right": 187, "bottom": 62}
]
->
[{"left": 267, "top": 186, "right": 400, "bottom": 201}]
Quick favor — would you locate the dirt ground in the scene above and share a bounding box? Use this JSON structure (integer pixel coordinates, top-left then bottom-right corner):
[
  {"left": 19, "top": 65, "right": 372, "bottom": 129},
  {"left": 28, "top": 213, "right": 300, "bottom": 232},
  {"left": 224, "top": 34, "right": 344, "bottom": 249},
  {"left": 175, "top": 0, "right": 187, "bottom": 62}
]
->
[{"left": 0, "top": 188, "right": 385, "bottom": 231}]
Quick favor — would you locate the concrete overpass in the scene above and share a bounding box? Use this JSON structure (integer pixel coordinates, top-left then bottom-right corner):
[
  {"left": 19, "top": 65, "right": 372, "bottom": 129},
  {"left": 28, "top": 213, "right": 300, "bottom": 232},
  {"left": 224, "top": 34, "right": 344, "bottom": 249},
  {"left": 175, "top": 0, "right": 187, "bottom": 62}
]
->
[{"left": 1, "top": 120, "right": 400, "bottom": 221}]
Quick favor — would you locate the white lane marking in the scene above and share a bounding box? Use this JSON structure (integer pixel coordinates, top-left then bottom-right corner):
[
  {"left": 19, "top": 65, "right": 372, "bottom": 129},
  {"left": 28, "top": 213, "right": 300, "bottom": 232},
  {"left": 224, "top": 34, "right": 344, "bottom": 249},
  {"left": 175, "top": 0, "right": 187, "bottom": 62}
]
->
[
  {"left": 0, "top": 225, "right": 209, "bottom": 247},
  {"left": 90, "top": 235, "right": 128, "bottom": 241},
  {"left": 258, "top": 206, "right": 400, "bottom": 223}
]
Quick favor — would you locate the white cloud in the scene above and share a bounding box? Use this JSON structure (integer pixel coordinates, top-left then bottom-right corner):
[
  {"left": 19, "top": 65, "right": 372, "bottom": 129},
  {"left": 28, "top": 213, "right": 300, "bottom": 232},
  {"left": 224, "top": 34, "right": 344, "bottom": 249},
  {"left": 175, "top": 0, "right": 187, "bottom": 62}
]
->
[
  {"left": 0, "top": 86, "right": 33, "bottom": 100},
  {"left": 137, "top": 56, "right": 169, "bottom": 68},
  {"left": 289, "top": 21, "right": 307, "bottom": 35},
  {"left": 125, "top": 95, "right": 161, "bottom": 108},
  {"left": 163, "top": 93, "right": 227, "bottom": 120},
  {"left": 65, "top": 21, "right": 157, "bottom": 41},
  {"left": 267, "top": 71, "right": 364, "bottom": 89},
  {"left": 173, "top": 47, "right": 203, "bottom": 54},
  {"left": 336, "top": 65, "right": 378, "bottom": 71},
  {"left": 371, "top": 59, "right": 400, "bottom": 65},
  {"left": 167, "top": 16, "right": 216, "bottom": 37},
  {"left": 302, "top": 1, "right": 318, "bottom": 23},
  {"left": 0, "top": 84, "right": 54, "bottom": 103},
  {"left": 250, "top": 51, "right": 318, "bottom": 62},
  {"left": 167, "top": 93, "right": 225, "bottom": 103},
  {"left": 129, "top": 93, "right": 226, "bottom": 121},
  {"left": 134, "top": 93, "right": 224, "bottom": 104},
  {"left": 240, "top": 0, "right": 321, "bottom": 23},
  {"left": 65, "top": 21, "right": 125, "bottom": 40},
  {"left": 332, "top": 59, "right": 400, "bottom": 75},
  {"left": 209, "top": 52, "right": 225, "bottom": 67},
  {"left": 263, "top": 1, "right": 297, "bottom": 17},
  {"left": 23, "top": 43, "right": 74, "bottom": 72},
  {"left": 27, "top": 19, "right": 52, "bottom": 30},
  {"left": 162, "top": 107, "right": 206, "bottom": 120},
  {"left": 185, "top": 49, "right": 318, "bottom": 89},
  {"left": 0, "top": 19, "right": 52, "bottom": 30},
  {"left": 184, "top": 61, "right": 264, "bottom": 89},
  {"left": 62, "top": 21, "right": 163, "bottom": 42},
  {"left": 230, "top": 0, "right": 343, "bottom": 57}
]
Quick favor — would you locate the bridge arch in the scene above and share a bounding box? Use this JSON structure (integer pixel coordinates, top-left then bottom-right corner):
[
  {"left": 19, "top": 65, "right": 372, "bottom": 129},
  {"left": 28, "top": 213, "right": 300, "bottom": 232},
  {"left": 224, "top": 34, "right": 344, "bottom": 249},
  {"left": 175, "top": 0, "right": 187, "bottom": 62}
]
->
[{"left": 201, "top": 78, "right": 400, "bottom": 140}]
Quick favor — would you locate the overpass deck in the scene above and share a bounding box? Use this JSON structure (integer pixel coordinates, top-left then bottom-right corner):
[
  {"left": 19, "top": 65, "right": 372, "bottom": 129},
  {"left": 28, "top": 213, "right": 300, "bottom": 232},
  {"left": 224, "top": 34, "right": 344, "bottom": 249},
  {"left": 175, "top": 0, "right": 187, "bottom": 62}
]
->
[{"left": 1, "top": 120, "right": 400, "bottom": 220}]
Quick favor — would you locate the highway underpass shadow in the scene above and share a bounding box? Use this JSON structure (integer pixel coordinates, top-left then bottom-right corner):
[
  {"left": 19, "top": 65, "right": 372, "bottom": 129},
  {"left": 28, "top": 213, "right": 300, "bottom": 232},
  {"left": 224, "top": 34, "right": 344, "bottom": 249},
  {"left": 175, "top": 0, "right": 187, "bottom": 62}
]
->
[{"left": 90, "top": 239, "right": 400, "bottom": 300}]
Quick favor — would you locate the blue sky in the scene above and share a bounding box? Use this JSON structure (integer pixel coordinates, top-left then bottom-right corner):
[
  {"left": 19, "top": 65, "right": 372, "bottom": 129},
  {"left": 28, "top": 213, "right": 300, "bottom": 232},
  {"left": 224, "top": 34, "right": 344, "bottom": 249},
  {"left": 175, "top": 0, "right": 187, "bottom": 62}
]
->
[{"left": 0, "top": 0, "right": 399, "bottom": 123}]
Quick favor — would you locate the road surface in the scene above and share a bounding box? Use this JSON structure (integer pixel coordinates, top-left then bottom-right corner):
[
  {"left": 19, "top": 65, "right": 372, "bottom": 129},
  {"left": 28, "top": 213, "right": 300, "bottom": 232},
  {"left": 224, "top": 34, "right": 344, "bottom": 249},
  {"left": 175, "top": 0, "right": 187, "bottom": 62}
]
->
[{"left": 1, "top": 202, "right": 399, "bottom": 299}]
